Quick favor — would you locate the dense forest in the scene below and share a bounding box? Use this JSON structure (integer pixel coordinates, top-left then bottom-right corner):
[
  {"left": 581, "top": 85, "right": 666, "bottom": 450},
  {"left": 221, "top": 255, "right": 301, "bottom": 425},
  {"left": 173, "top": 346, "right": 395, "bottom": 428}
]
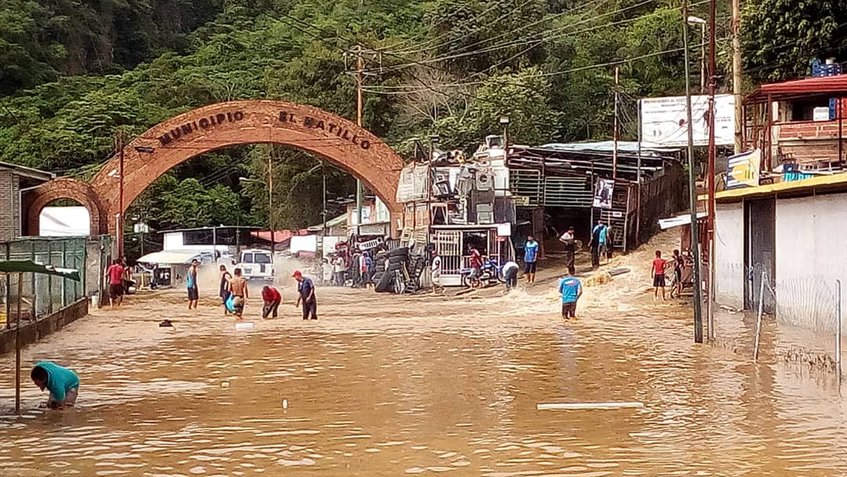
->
[{"left": 1, "top": 0, "right": 846, "bottom": 242}]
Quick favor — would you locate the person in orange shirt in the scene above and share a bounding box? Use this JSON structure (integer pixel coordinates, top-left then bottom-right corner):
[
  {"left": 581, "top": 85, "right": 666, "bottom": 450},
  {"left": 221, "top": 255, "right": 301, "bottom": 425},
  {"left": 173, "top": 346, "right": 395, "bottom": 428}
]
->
[{"left": 651, "top": 250, "right": 668, "bottom": 301}]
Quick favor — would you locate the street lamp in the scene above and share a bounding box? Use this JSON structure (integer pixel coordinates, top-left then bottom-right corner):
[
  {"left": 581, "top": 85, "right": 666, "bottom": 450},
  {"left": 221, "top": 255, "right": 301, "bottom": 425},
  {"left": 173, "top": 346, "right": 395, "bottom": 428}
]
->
[
  {"left": 687, "top": 16, "right": 707, "bottom": 93},
  {"left": 499, "top": 116, "right": 510, "bottom": 149}
]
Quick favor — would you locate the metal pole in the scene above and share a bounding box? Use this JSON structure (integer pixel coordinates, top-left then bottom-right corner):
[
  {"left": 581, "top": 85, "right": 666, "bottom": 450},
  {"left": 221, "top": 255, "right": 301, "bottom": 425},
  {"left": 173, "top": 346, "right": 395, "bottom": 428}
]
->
[
  {"left": 268, "top": 152, "right": 275, "bottom": 253},
  {"left": 427, "top": 138, "right": 434, "bottom": 243},
  {"left": 355, "top": 45, "right": 364, "bottom": 237},
  {"left": 117, "top": 129, "right": 125, "bottom": 259},
  {"left": 683, "top": 0, "right": 705, "bottom": 343},
  {"left": 731, "top": 0, "right": 743, "bottom": 154},
  {"left": 15, "top": 273, "right": 23, "bottom": 415},
  {"left": 700, "top": 24, "right": 706, "bottom": 93},
  {"left": 753, "top": 270, "right": 766, "bottom": 360},
  {"left": 706, "top": 0, "right": 718, "bottom": 342},
  {"left": 4, "top": 243, "right": 9, "bottom": 329},
  {"left": 47, "top": 241, "right": 53, "bottom": 315},
  {"left": 322, "top": 162, "right": 327, "bottom": 235},
  {"left": 837, "top": 279, "right": 843, "bottom": 382},
  {"left": 612, "top": 66, "right": 620, "bottom": 179},
  {"left": 636, "top": 99, "right": 643, "bottom": 245}
]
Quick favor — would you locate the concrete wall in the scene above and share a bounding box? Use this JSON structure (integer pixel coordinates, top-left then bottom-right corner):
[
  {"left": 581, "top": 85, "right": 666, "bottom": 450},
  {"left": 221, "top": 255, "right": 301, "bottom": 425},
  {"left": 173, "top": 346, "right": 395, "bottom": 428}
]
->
[
  {"left": 775, "top": 194, "right": 847, "bottom": 333},
  {"left": 0, "top": 298, "right": 89, "bottom": 355},
  {"left": 714, "top": 202, "right": 745, "bottom": 309}
]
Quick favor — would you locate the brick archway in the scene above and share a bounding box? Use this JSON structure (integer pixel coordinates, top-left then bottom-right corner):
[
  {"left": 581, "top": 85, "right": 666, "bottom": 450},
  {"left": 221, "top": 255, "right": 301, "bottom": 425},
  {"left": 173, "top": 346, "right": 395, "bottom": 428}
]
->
[
  {"left": 29, "top": 100, "right": 405, "bottom": 236},
  {"left": 25, "top": 178, "right": 104, "bottom": 236}
]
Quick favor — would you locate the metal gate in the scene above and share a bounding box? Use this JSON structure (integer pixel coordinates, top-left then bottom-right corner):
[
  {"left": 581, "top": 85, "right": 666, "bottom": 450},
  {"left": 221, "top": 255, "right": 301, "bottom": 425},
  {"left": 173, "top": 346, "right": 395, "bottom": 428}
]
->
[
  {"left": 745, "top": 198, "right": 776, "bottom": 313},
  {"left": 433, "top": 230, "right": 462, "bottom": 275}
]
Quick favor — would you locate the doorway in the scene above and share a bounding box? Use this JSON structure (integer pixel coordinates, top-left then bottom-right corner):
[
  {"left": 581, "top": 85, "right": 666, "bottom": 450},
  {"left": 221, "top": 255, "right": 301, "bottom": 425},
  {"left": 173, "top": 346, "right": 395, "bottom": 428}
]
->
[{"left": 744, "top": 198, "right": 775, "bottom": 313}]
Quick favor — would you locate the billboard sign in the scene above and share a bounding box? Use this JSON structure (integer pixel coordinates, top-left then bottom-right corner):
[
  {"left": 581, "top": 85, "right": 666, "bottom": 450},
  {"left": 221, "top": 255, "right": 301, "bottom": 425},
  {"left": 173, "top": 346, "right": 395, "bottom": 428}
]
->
[{"left": 640, "top": 94, "right": 735, "bottom": 147}]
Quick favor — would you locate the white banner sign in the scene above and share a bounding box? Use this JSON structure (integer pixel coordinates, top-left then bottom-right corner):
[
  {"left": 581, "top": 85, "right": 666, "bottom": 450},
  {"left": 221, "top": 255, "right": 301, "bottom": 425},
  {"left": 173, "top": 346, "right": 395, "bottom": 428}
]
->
[{"left": 640, "top": 94, "right": 735, "bottom": 147}]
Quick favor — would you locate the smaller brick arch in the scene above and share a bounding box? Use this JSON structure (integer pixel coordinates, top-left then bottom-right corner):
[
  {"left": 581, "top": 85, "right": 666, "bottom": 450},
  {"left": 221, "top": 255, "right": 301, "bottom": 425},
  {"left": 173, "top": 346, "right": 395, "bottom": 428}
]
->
[{"left": 26, "top": 178, "right": 104, "bottom": 237}]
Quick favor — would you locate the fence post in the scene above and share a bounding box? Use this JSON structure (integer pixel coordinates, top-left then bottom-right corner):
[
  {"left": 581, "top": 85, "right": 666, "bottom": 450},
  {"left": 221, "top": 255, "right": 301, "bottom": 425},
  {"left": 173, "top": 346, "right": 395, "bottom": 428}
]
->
[
  {"left": 47, "top": 240, "right": 53, "bottom": 315},
  {"left": 82, "top": 239, "right": 88, "bottom": 299},
  {"left": 837, "top": 279, "right": 842, "bottom": 384},
  {"left": 753, "top": 270, "right": 766, "bottom": 361},
  {"left": 4, "top": 242, "right": 9, "bottom": 329},
  {"left": 61, "top": 240, "right": 68, "bottom": 308},
  {"left": 30, "top": 240, "right": 36, "bottom": 317}
]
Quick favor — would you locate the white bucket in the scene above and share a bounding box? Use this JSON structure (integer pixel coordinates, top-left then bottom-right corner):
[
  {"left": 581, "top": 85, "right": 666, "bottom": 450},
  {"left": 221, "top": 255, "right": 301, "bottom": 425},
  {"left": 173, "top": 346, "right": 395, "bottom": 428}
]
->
[
  {"left": 91, "top": 294, "right": 99, "bottom": 308},
  {"left": 235, "top": 322, "right": 255, "bottom": 331}
]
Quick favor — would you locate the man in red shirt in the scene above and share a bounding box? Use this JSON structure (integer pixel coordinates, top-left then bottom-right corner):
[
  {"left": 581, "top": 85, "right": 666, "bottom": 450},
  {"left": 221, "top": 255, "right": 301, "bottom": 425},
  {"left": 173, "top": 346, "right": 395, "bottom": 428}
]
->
[
  {"left": 261, "top": 285, "right": 282, "bottom": 319},
  {"left": 651, "top": 250, "right": 668, "bottom": 301},
  {"left": 105, "top": 258, "right": 125, "bottom": 308}
]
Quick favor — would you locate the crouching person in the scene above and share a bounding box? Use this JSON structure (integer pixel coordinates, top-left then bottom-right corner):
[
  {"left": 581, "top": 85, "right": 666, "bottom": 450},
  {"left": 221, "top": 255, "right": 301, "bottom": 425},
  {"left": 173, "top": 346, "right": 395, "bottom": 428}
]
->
[
  {"left": 31, "top": 361, "right": 79, "bottom": 409},
  {"left": 262, "top": 285, "right": 282, "bottom": 319}
]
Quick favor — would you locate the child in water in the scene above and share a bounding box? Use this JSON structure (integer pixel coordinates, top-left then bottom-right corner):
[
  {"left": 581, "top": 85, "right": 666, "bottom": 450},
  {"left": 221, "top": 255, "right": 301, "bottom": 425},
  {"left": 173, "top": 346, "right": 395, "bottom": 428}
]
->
[{"left": 31, "top": 361, "right": 80, "bottom": 409}]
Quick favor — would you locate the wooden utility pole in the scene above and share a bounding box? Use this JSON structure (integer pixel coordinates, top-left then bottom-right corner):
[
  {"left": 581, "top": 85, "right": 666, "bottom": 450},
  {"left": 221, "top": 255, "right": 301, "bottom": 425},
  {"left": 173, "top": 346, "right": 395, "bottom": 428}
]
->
[
  {"left": 612, "top": 67, "right": 620, "bottom": 179},
  {"left": 706, "top": 0, "right": 718, "bottom": 340},
  {"left": 355, "top": 47, "right": 364, "bottom": 236},
  {"left": 732, "top": 0, "right": 743, "bottom": 154}
]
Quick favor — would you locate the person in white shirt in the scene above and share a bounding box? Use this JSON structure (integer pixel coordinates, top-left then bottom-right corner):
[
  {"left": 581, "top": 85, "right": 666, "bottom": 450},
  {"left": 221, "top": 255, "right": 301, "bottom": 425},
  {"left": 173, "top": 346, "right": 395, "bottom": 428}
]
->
[
  {"left": 431, "top": 249, "right": 444, "bottom": 295},
  {"left": 559, "top": 225, "right": 576, "bottom": 275},
  {"left": 502, "top": 260, "right": 519, "bottom": 291}
]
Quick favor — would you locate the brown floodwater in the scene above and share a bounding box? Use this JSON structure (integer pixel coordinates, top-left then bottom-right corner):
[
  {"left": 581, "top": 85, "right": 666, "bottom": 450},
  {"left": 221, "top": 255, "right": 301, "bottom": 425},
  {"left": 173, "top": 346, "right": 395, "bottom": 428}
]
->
[{"left": 1, "top": 273, "right": 846, "bottom": 476}]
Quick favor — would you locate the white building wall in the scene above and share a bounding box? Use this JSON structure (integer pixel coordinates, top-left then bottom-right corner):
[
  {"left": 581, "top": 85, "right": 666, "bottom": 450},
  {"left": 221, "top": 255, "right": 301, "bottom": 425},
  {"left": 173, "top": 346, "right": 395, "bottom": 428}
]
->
[
  {"left": 714, "top": 202, "right": 745, "bottom": 309},
  {"left": 775, "top": 194, "right": 847, "bottom": 333}
]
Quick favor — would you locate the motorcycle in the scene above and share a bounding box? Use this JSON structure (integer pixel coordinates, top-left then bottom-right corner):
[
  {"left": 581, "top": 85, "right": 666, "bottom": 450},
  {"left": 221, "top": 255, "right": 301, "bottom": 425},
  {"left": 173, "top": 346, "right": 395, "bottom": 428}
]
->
[{"left": 460, "top": 258, "right": 505, "bottom": 288}]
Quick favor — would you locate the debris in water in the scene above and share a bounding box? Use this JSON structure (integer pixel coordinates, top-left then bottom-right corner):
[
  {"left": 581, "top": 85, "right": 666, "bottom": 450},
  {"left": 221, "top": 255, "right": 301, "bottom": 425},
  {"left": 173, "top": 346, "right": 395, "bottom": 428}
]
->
[
  {"left": 282, "top": 399, "right": 288, "bottom": 409},
  {"left": 158, "top": 319, "right": 174, "bottom": 327}
]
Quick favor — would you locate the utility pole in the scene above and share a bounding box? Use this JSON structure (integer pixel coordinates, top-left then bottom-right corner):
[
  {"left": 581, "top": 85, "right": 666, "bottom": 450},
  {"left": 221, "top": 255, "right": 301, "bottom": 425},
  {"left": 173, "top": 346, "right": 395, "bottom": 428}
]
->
[
  {"left": 683, "top": 0, "right": 704, "bottom": 343},
  {"left": 345, "top": 45, "right": 382, "bottom": 238},
  {"left": 355, "top": 46, "right": 364, "bottom": 237},
  {"left": 612, "top": 67, "right": 620, "bottom": 179},
  {"left": 116, "top": 129, "right": 125, "bottom": 259},
  {"left": 707, "top": 0, "right": 718, "bottom": 341},
  {"left": 731, "top": 0, "right": 743, "bottom": 154},
  {"left": 268, "top": 150, "right": 275, "bottom": 253}
]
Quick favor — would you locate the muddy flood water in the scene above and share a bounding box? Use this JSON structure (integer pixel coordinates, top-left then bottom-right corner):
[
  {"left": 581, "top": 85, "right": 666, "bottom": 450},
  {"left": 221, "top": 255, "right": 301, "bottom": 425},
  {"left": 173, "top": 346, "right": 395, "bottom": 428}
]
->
[{"left": 2, "top": 265, "right": 847, "bottom": 476}]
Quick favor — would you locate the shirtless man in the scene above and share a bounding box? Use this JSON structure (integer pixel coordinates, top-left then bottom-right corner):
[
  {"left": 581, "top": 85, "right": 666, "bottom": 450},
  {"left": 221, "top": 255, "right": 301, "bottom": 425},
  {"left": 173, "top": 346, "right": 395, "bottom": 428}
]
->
[{"left": 228, "top": 268, "right": 249, "bottom": 320}]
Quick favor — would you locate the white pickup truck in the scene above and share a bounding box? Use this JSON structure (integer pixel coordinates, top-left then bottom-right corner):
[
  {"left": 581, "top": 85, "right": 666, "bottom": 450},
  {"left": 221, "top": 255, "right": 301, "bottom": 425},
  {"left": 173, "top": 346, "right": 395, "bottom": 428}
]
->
[{"left": 235, "top": 249, "right": 274, "bottom": 282}]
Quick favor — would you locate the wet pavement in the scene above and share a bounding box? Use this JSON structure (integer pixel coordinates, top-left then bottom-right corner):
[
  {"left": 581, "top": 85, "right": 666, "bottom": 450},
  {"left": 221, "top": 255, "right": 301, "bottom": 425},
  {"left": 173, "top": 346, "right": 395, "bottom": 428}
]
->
[{"left": 1, "top": 254, "right": 847, "bottom": 476}]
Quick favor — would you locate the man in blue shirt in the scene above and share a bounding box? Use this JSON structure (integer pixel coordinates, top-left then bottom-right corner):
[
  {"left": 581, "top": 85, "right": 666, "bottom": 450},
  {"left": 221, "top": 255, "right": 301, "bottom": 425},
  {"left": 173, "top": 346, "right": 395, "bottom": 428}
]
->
[
  {"left": 186, "top": 259, "right": 199, "bottom": 310},
  {"left": 590, "top": 220, "right": 608, "bottom": 269},
  {"left": 31, "top": 361, "right": 80, "bottom": 409},
  {"left": 294, "top": 270, "right": 318, "bottom": 320},
  {"left": 523, "top": 235, "right": 540, "bottom": 284},
  {"left": 558, "top": 270, "right": 583, "bottom": 320}
]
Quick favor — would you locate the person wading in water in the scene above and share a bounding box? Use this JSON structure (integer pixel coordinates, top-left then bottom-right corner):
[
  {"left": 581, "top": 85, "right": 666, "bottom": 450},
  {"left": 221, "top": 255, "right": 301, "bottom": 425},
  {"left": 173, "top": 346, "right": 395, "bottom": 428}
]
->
[{"left": 228, "top": 268, "right": 249, "bottom": 320}]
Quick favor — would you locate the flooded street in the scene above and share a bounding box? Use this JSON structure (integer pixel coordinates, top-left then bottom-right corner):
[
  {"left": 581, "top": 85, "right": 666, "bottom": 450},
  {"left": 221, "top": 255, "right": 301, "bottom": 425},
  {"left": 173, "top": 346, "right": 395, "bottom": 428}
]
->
[{"left": 2, "top": 255, "right": 847, "bottom": 476}]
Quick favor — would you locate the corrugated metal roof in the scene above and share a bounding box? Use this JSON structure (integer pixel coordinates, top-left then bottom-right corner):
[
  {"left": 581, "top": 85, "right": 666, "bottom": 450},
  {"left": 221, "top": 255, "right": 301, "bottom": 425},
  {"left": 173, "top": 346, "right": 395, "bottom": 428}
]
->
[
  {"left": 0, "top": 161, "right": 54, "bottom": 181},
  {"left": 746, "top": 75, "right": 847, "bottom": 103}
]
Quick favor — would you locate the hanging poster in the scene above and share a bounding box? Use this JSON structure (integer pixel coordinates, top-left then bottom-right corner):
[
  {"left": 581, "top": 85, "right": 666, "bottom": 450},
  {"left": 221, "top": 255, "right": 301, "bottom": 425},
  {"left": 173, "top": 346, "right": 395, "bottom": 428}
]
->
[
  {"left": 725, "top": 149, "right": 761, "bottom": 189},
  {"left": 593, "top": 179, "right": 615, "bottom": 209}
]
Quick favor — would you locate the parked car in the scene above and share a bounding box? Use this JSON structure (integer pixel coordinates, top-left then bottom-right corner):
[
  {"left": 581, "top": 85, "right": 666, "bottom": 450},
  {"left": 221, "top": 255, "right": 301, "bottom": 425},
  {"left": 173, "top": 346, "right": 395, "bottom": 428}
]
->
[{"left": 235, "top": 249, "right": 274, "bottom": 282}]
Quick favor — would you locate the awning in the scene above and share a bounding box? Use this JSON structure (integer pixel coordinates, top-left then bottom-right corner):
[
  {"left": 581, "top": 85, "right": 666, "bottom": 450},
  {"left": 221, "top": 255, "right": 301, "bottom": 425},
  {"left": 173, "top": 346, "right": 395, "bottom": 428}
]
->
[
  {"left": 0, "top": 260, "right": 80, "bottom": 280},
  {"left": 658, "top": 212, "right": 707, "bottom": 230},
  {"left": 745, "top": 75, "right": 847, "bottom": 104},
  {"left": 137, "top": 250, "right": 201, "bottom": 265}
]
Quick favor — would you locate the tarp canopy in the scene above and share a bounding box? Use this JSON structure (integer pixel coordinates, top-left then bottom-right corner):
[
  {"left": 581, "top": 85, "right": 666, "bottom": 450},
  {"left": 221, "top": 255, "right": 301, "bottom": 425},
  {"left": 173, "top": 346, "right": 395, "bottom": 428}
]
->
[
  {"left": 658, "top": 212, "right": 707, "bottom": 230},
  {"left": 0, "top": 260, "right": 80, "bottom": 280},
  {"left": 137, "top": 250, "right": 201, "bottom": 265},
  {"left": 39, "top": 206, "right": 90, "bottom": 236}
]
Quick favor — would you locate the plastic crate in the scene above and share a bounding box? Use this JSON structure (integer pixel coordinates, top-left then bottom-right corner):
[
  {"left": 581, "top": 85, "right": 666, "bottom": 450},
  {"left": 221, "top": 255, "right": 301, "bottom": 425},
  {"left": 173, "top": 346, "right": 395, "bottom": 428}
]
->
[{"left": 812, "top": 63, "right": 842, "bottom": 77}]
